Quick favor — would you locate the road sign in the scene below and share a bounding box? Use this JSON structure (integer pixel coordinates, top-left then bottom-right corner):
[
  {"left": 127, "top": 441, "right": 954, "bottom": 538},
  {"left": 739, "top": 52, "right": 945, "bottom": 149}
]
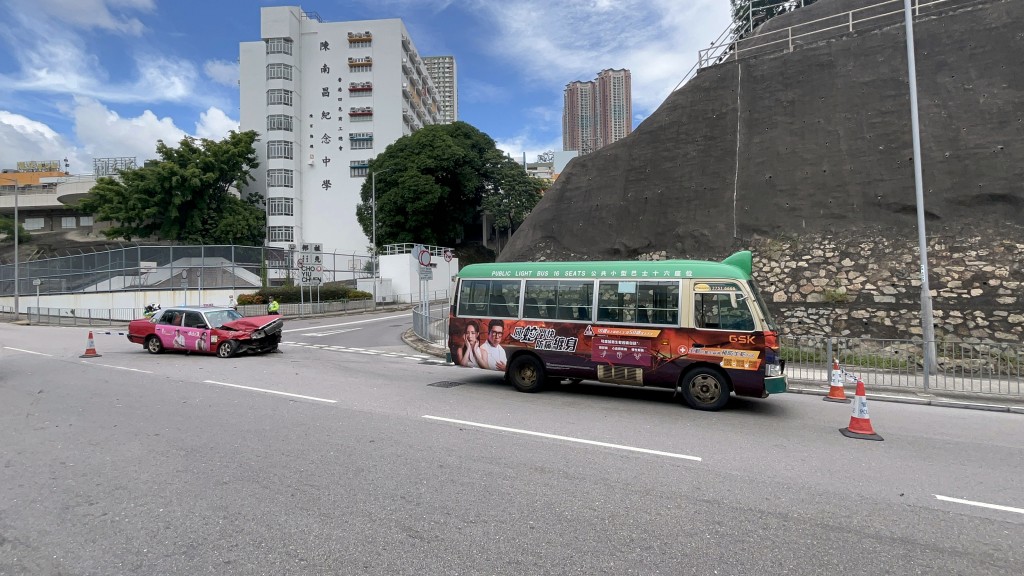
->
[
  {"left": 419, "top": 266, "right": 433, "bottom": 280},
  {"left": 417, "top": 248, "right": 431, "bottom": 267},
  {"left": 300, "top": 242, "right": 323, "bottom": 286},
  {"left": 443, "top": 249, "right": 453, "bottom": 262}
]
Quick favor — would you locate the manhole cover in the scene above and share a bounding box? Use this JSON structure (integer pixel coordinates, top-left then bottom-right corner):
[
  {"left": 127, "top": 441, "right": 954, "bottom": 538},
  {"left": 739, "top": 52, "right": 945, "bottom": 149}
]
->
[{"left": 428, "top": 381, "right": 463, "bottom": 388}]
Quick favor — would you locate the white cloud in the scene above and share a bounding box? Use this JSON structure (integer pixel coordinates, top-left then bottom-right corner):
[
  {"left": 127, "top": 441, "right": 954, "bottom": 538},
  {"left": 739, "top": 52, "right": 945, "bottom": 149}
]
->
[
  {"left": 5, "top": 0, "right": 155, "bottom": 35},
  {"left": 195, "top": 107, "right": 239, "bottom": 140},
  {"left": 495, "top": 133, "right": 563, "bottom": 166},
  {"left": 0, "top": 111, "right": 81, "bottom": 170},
  {"left": 204, "top": 59, "right": 239, "bottom": 87},
  {"left": 73, "top": 98, "right": 186, "bottom": 163},
  {"left": 0, "top": 101, "right": 240, "bottom": 174},
  {"left": 468, "top": 0, "right": 731, "bottom": 160}
]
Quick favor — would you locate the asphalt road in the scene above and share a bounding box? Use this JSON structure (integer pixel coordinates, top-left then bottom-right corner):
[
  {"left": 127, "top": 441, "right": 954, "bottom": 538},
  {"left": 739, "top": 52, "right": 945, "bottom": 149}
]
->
[{"left": 1, "top": 319, "right": 1022, "bottom": 575}]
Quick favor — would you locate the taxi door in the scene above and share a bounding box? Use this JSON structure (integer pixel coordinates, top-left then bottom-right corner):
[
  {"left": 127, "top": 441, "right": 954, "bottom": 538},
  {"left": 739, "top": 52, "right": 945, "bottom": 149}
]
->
[{"left": 154, "top": 310, "right": 184, "bottom": 349}]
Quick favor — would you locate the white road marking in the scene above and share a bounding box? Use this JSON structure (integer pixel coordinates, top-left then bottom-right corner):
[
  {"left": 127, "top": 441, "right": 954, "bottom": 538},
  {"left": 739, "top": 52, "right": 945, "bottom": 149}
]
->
[
  {"left": 3, "top": 346, "right": 53, "bottom": 357},
  {"left": 283, "top": 313, "right": 410, "bottom": 333},
  {"left": 934, "top": 495, "right": 1024, "bottom": 515},
  {"left": 422, "top": 415, "right": 703, "bottom": 462},
  {"left": 203, "top": 380, "right": 337, "bottom": 404},
  {"left": 81, "top": 361, "right": 153, "bottom": 374},
  {"left": 305, "top": 328, "right": 362, "bottom": 337}
]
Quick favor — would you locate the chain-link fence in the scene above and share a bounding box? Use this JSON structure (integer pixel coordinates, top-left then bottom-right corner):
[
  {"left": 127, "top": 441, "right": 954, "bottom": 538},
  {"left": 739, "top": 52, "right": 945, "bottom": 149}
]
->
[{"left": 0, "top": 244, "right": 372, "bottom": 296}]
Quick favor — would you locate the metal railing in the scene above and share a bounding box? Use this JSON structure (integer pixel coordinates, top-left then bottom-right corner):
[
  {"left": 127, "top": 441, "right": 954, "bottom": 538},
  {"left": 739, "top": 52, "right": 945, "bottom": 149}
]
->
[
  {"left": 782, "top": 335, "right": 1023, "bottom": 396},
  {"left": 411, "top": 295, "right": 450, "bottom": 345},
  {"left": 27, "top": 307, "right": 140, "bottom": 326},
  {"left": 675, "top": 0, "right": 966, "bottom": 91}
]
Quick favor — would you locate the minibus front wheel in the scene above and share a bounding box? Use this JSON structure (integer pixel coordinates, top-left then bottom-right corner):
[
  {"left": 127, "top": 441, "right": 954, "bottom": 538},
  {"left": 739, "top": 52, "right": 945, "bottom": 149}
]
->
[
  {"left": 508, "top": 354, "right": 546, "bottom": 393},
  {"left": 679, "top": 367, "right": 731, "bottom": 411}
]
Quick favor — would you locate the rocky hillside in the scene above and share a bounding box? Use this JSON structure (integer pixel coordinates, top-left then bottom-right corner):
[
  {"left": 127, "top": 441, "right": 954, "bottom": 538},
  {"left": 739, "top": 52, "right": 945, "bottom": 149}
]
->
[{"left": 498, "top": 0, "right": 1023, "bottom": 341}]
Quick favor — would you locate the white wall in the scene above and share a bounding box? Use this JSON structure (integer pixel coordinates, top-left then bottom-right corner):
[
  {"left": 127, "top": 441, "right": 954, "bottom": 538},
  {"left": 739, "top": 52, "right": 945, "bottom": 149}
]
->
[{"left": 0, "top": 289, "right": 240, "bottom": 316}]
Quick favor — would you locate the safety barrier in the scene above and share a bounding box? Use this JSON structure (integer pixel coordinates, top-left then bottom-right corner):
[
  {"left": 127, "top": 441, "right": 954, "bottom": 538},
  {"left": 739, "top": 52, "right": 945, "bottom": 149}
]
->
[{"left": 781, "top": 335, "right": 1023, "bottom": 396}]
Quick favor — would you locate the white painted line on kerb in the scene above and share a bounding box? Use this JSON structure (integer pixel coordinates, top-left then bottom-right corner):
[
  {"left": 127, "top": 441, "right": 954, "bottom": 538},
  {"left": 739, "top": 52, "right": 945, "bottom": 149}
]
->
[
  {"left": 203, "top": 380, "right": 337, "bottom": 404},
  {"left": 81, "top": 361, "right": 152, "bottom": 374},
  {"left": 934, "top": 495, "right": 1024, "bottom": 515},
  {"left": 283, "top": 313, "right": 410, "bottom": 333},
  {"left": 423, "top": 415, "right": 702, "bottom": 462},
  {"left": 3, "top": 346, "right": 52, "bottom": 357}
]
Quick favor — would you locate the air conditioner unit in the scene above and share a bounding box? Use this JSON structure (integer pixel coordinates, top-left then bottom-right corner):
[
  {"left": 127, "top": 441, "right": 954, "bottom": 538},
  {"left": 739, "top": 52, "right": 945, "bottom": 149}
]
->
[{"left": 288, "top": 243, "right": 296, "bottom": 249}]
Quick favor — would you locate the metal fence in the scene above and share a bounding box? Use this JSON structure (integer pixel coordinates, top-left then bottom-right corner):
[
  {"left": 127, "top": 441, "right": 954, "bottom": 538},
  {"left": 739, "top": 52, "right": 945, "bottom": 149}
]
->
[
  {"left": 0, "top": 244, "right": 372, "bottom": 296},
  {"left": 782, "top": 335, "right": 1023, "bottom": 396},
  {"left": 412, "top": 295, "right": 450, "bottom": 345}
]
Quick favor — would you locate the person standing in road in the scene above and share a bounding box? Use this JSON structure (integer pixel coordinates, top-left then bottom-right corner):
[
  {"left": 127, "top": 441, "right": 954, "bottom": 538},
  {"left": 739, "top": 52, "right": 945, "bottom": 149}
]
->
[
  {"left": 481, "top": 319, "right": 507, "bottom": 371},
  {"left": 267, "top": 297, "right": 280, "bottom": 315}
]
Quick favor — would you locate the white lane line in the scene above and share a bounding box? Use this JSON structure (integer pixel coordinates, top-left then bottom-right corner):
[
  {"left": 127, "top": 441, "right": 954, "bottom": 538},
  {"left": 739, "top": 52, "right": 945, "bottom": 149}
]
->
[
  {"left": 423, "top": 415, "right": 702, "bottom": 462},
  {"left": 3, "top": 346, "right": 52, "bottom": 357},
  {"left": 203, "top": 380, "right": 337, "bottom": 404},
  {"left": 934, "top": 495, "right": 1024, "bottom": 515},
  {"left": 81, "top": 361, "right": 152, "bottom": 374},
  {"left": 283, "top": 313, "right": 410, "bottom": 333}
]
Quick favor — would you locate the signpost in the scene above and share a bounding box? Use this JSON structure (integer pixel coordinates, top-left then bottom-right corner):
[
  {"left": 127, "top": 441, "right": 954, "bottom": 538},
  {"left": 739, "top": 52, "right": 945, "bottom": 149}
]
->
[{"left": 297, "top": 243, "right": 324, "bottom": 315}]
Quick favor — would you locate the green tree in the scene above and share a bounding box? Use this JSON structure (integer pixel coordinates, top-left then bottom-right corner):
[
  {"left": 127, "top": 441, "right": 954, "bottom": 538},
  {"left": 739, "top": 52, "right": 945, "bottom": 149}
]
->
[
  {"left": 481, "top": 155, "right": 546, "bottom": 242},
  {"left": 79, "top": 130, "right": 265, "bottom": 245},
  {"left": 0, "top": 216, "right": 30, "bottom": 243},
  {"left": 355, "top": 122, "right": 502, "bottom": 248},
  {"left": 731, "top": 0, "right": 817, "bottom": 38}
]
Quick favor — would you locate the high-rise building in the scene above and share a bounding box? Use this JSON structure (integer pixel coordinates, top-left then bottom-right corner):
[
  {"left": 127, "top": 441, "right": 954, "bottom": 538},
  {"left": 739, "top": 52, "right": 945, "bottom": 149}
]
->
[
  {"left": 562, "top": 68, "right": 632, "bottom": 154},
  {"left": 239, "top": 6, "right": 441, "bottom": 256},
  {"left": 562, "top": 81, "right": 597, "bottom": 154},
  {"left": 424, "top": 56, "right": 458, "bottom": 124}
]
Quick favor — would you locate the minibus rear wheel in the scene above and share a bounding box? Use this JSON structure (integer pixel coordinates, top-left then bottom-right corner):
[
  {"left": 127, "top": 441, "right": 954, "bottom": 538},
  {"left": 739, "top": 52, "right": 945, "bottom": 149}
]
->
[{"left": 508, "top": 355, "right": 546, "bottom": 393}]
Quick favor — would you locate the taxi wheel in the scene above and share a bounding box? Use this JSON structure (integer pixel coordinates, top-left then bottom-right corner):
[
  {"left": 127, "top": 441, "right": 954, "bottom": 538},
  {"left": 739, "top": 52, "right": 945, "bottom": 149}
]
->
[
  {"left": 145, "top": 336, "right": 163, "bottom": 354},
  {"left": 217, "top": 340, "right": 236, "bottom": 358}
]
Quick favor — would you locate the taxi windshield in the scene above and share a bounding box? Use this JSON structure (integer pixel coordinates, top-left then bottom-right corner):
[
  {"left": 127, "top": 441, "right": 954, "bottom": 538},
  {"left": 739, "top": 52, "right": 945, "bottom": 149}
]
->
[{"left": 204, "top": 309, "right": 244, "bottom": 328}]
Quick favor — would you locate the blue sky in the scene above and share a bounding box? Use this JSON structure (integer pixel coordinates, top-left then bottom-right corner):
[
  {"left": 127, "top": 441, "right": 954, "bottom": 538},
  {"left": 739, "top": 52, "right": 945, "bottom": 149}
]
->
[{"left": 0, "top": 0, "right": 731, "bottom": 174}]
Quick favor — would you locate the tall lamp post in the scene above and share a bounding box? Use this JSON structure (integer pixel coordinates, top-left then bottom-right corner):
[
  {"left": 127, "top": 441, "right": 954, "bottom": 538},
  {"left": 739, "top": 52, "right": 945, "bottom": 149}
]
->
[
  {"left": 903, "top": 0, "right": 937, "bottom": 388},
  {"left": 0, "top": 176, "right": 18, "bottom": 320},
  {"left": 370, "top": 168, "right": 390, "bottom": 312}
]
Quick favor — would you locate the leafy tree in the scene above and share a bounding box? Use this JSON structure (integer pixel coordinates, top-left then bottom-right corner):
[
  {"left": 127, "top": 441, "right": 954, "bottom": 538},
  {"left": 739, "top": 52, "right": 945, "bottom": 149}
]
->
[
  {"left": 731, "top": 0, "right": 817, "bottom": 38},
  {"left": 355, "top": 122, "right": 502, "bottom": 248},
  {"left": 481, "top": 155, "right": 546, "bottom": 241},
  {"left": 79, "top": 130, "right": 265, "bottom": 245},
  {"left": 0, "top": 216, "right": 30, "bottom": 243}
]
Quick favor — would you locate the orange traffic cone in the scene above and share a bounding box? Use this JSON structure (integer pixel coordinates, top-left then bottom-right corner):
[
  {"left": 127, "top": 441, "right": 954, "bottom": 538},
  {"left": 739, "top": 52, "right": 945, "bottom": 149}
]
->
[
  {"left": 840, "top": 381, "right": 882, "bottom": 441},
  {"left": 823, "top": 357, "right": 851, "bottom": 403},
  {"left": 80, "top": 331, "right": 102, "bottom": 358}
]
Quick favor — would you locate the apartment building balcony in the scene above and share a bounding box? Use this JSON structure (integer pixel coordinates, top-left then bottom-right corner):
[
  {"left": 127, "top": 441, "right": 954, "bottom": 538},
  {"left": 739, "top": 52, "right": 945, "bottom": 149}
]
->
[{"left": 348, "top": 56, "right": 373, "bottom": 71}]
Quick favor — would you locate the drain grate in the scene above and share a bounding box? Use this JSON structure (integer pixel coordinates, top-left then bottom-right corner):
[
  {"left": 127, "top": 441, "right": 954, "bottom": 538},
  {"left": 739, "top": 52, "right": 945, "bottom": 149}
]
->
[{"left": 428, "top": 381, "right": 464, "bottom": 388}]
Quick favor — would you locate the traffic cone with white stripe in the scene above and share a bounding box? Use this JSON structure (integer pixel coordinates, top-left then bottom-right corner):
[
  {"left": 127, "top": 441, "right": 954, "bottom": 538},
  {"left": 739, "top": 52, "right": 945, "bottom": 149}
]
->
[
  {"left": 823, "top": 357, "right": 851, "bottom": 403},
  {"left": 80, "top": 331, "right": 102, "bottom": 358},
  {"left": 840, "top": 381, "right": 882, "bottom": 441}
]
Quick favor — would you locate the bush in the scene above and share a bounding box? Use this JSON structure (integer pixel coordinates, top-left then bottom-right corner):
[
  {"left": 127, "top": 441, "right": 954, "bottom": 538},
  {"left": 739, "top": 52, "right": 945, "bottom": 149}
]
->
[{"left": 237, "top": 285, "right": 371, "bottom": 305}]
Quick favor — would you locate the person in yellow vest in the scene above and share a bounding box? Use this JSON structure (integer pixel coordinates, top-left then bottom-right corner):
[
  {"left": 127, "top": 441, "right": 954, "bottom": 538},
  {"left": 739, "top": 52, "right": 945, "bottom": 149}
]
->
[{"left": 267, "top": 297, "right": 280, "bottom": 315}]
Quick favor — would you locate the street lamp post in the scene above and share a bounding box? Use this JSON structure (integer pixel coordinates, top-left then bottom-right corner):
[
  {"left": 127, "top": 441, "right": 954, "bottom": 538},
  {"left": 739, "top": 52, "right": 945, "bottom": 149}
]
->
[
  {"left": 370, "top": 169, "right": 390, "bottom": 311},
  {"left": 1, "top": 176, "right": 18, "bottom": 320},
  {"left": 903, "top": 0, "right": 937, "bottom": 388}
]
